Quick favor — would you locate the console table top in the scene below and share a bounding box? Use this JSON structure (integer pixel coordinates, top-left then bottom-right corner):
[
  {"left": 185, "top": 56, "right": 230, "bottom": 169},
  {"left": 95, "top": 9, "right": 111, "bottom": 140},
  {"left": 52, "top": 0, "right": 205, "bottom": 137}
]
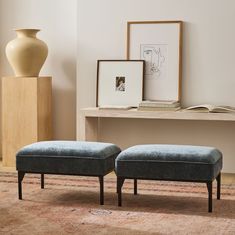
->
[{"left": 81, "top": 108, "right": 235, "bottom": 122}]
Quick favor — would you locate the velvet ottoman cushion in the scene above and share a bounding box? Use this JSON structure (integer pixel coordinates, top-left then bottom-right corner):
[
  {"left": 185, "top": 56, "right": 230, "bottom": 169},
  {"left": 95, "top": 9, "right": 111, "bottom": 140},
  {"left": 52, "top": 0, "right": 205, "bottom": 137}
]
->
[
  {"left": 17, "top": 141, "right": 121, "bottom": 176},
  {"left": 115, "top": 144, "right": 222, "bottom": 181}
]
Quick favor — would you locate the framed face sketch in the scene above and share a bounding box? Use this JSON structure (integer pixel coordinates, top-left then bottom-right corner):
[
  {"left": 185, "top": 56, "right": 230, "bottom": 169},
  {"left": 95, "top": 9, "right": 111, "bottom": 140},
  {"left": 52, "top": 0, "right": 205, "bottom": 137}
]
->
[
  {"left": 127, "top": 21, "right": 183, "bottom": 101},
  {"left": 96, "top": 60, "right": 144, "bottom": 107}
]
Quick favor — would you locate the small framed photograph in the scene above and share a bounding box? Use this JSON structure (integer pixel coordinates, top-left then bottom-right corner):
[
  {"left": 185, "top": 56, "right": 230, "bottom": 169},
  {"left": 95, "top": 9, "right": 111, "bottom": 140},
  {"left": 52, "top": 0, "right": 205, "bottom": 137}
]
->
[
  {"left": 127, "top": 21, "right": 183, "bottom": 101},
  {"left": 96, "top": 60, "right": 144, "bottom": 107}
]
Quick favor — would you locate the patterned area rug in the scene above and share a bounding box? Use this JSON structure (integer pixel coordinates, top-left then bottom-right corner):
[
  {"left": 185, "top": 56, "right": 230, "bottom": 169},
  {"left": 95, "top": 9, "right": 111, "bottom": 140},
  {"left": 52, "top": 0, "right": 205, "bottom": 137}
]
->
[{"left": 0, "top": 172, "right": 235, "bottom": 235}]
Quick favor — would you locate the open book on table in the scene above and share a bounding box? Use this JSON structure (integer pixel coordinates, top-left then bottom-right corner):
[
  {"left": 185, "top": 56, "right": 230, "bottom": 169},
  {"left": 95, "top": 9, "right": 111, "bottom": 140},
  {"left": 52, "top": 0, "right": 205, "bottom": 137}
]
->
[{"left": 185, "top": 104, "right": 235, "bottom": 113}]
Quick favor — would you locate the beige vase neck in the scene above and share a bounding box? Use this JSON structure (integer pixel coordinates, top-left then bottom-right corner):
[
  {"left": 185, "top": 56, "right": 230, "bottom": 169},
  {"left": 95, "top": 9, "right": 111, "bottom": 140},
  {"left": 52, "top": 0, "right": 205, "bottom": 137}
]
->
[{"left": 15, "top": 29, "right": 40, "bottom": 38}]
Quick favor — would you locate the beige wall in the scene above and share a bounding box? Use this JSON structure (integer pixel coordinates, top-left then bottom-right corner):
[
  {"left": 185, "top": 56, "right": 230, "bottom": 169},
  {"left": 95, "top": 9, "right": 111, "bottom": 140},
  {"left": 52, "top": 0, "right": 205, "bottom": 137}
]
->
[
  {"left": 77, "top": 0, "right": 235, "bottom": 173},
  {"left": 0, "top": 0, "right": 77, "bottom": 145}
]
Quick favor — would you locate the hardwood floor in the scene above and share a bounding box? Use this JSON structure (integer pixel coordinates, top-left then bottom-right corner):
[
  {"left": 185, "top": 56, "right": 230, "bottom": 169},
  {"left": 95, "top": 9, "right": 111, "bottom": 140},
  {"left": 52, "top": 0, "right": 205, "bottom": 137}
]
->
[
  {"left": 221, "top": 173, "right": 235, "bottom": 184},
  {"left": 0, "top": 160, "right": 15, "bottom": 172}
]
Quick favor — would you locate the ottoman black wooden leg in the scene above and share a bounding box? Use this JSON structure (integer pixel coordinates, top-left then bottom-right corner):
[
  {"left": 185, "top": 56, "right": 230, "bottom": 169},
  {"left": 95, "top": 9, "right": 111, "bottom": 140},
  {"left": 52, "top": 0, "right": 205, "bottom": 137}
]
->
[
  {"left": 117, "top": 177, "right": 125, "bottom": 206},
  {"left": 134, "top": 179, "right": 137, "bottom": 195},
  {"left": 99, "top": 176, "right": 104, "bottom": 205},
  {"left": 41, "top": 174, "right": 44, "bottom": 189},
  {"left": 206, "top": 181, "right": 213, "bottom": 212},
  {"left": 18, "top": 171, "right": 25, "bottom": 200},
  {"left": 216, "top": 172, "right": 221, "bottom": 200}
]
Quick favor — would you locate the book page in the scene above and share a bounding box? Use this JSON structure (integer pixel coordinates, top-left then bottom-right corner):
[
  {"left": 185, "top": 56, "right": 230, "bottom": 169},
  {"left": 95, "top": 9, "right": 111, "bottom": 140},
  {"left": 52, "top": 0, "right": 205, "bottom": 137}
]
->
[
  {"left": 213, "top": 106, "right": 235, "bottom": 112},
  {"left": 185, "top": 104, "right": 212, "bottom": 112}
]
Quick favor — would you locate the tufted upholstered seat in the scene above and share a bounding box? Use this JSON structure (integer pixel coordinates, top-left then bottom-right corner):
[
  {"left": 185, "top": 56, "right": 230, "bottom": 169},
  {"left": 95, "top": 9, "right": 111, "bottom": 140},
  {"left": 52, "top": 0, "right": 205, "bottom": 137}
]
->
[
  {"left": 16, "top": 141, "right": 121, "bottom": 205},
  {"left": 115, "top": 144, "right": 222, "bottom": 212}
]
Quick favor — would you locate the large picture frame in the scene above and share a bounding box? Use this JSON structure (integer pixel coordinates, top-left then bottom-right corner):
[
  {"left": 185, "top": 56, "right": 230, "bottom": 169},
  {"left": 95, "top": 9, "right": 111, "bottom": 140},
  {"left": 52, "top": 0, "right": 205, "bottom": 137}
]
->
[
  {"left": 96, "top": 60, "right": 144, "bottom": 107},
  {"left": 127, "top": 21, "right": 183, "bottom": 101}
]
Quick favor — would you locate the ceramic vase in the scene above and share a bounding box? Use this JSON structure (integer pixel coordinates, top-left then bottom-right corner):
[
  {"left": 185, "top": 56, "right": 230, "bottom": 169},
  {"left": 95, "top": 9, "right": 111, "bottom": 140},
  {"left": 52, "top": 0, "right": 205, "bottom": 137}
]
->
[{"left": 6, "top": 29, "right": 48, "bottom": 77}]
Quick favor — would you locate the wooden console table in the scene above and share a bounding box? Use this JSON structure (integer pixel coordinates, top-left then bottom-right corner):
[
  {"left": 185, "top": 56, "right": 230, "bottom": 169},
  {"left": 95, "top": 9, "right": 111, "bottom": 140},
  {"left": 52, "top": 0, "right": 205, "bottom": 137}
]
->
[{"left": 81, "top": 107, "right": 235, "bottom": 141}]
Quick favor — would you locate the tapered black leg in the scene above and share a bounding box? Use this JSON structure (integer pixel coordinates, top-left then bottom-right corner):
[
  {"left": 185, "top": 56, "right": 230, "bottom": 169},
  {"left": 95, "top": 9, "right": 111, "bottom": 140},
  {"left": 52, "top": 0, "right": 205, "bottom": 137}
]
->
[
  {"left": 117, "top": 177, "right": 125, "bottom": 206},
  {"left": 99, "top": 176, "right": 104, "bottom": 205},
  {"left": 116, "top": 179, "right": 118, "bottom": 194},
  {"left": 206, "top": 181, "right": 213, "bottom": 212},
  {"left": 216, "top": 173, "right": 221, "bottom": 200},
  {"left": 41, "top": 174, "right": 44, "bottom": 189},
  {"left": 18, "top": 171, "right": 25, "bottom": 200},
  {"left": 134, "top": 179, "right": 137, "bottom": 195}
]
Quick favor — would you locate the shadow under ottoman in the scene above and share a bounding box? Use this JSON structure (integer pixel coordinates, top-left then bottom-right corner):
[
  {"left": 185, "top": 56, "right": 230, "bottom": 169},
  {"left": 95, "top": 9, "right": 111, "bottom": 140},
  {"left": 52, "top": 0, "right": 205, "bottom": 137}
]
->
[{"left": 16, "top": 141, "right": 121, "bottom": 205}]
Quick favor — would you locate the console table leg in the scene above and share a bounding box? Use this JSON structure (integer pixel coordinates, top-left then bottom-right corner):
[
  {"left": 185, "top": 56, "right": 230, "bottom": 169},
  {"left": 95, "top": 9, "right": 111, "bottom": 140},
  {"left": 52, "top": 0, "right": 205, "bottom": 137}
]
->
[{"left": 84, "top": 117, "right": 99, "bottom": 141}]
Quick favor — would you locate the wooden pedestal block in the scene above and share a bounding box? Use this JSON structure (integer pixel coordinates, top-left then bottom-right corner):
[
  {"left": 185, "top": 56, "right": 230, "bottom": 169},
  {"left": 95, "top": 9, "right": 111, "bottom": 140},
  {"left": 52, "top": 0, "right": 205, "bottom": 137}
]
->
[{"left": 1, "top": 77, "right": 52, "bottom": 167}]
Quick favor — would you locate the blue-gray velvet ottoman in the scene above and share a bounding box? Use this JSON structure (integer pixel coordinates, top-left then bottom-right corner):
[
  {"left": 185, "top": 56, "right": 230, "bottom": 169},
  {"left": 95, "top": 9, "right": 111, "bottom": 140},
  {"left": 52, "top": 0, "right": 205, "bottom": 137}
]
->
[
  {"left": 16, "top": 141, "right": 121, "bottom": 205},
  {"left": 115, "top": 144, "right": 223, "bottom": 212}
]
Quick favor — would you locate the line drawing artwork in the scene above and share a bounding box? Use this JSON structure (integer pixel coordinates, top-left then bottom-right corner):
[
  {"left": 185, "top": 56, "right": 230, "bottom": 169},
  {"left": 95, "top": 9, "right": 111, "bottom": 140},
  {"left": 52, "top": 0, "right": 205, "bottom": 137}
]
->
[{"left": 140, "top": 44, "right": 167, "bottom": 79}]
